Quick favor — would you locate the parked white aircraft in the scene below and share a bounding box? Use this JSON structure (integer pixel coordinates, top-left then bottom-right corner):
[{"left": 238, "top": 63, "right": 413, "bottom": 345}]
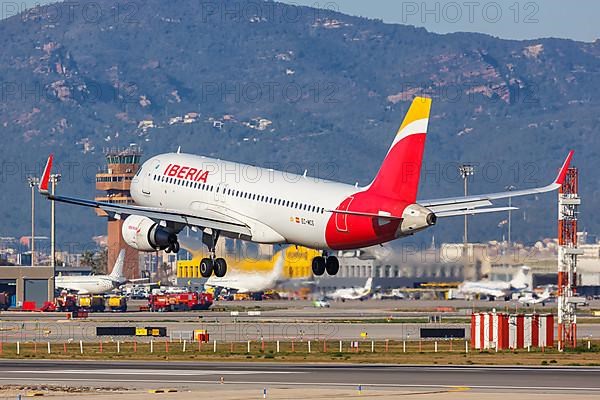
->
[
  {"left": 518, "top": 287, "right": 553, "bottom": 306},
  {"left": 327, "top": 278, "right": 373, "bottom": 301},
  {"left": 457, "top": 266, "right": 531, "bottom": 300},
  {"left": 38, "top": 97, "right": 573, "bottom": 279},
  {"left": 55, "top": 249, "right": 128, "bottom": 294},
  {"left": 204, "top": 248, "right": 285, "bottom": 293},
  {"left": 377, "top": 288, "right": 406, "bottom": 300}
]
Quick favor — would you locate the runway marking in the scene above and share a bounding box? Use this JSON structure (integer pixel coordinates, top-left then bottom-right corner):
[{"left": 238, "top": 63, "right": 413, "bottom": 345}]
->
[
  {"left": 449, "top": 386, "right": 471, "bottom": 392},
  {"left": 7, "top": 369, "right": 303, "bottom": 376},
  {"left": 0, "top": 377, "right": 596, "bottom": 392}
]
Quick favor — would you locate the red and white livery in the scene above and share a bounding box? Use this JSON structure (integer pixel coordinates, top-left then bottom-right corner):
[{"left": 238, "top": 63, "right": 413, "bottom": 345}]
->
[{"left": 38, "top": 97, "right": 573, "bottom": 278}]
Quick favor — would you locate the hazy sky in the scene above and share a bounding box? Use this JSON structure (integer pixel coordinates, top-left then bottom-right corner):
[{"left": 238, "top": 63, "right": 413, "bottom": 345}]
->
[
  {"left": 5, "top": 0, "right": 599, "bottom": 42},
  {"left": 283, "top": 0, "right": 600, "bottom": 42}
]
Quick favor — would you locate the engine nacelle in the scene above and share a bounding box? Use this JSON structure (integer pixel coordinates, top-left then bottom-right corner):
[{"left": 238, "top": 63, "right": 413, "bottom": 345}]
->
[
  {"left": 399, "top": 203, "right": 436, "bottom": 235},
  {"left": 122, "top": 215, "right": 175, "bottom": 252}
]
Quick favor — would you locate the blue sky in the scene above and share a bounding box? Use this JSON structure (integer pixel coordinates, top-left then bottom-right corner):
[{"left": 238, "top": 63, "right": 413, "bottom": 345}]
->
[
  {"left": 6, "top": 0, "right": 599, "bottom": 42},
  {"left": 284, "top": 0, "right": 599, "bottom": 42}
]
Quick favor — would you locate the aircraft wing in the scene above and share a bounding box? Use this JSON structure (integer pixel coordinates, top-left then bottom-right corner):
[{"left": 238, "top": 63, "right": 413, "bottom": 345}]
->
[
  {"left": 128, "top": 278, "right": 150, "bottom": 283},
  {"left": 419, "top": 151, "right": 573, "bottom": 217},
  {"left": 38, "top": 155, "right": 251, "bottom": 237}
]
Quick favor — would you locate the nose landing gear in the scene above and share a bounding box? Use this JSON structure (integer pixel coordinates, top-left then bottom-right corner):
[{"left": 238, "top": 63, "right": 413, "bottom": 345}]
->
[{"left": 312, "top": 253, "right": 339, "bottom": 276}]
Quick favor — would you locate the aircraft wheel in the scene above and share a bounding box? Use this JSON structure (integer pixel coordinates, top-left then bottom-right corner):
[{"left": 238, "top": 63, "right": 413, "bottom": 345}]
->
[
  {"left": 172, "top": 241, "right": 180, "bottom": 253},
  {"left": 200, "top": 258, "right": 214, "bottom": 278},
  {"left": 312, "top": 256, "right": 326, "bottom": 276},
  {"left": 325, "top": 256, "right": 339, "bottom": 276},
  {"left": 214, "top": 258, "right": 227, "bottom": 278}
]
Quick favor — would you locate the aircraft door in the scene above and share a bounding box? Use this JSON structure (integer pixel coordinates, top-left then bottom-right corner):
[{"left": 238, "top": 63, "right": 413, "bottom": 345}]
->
[
  {"left": 215, "top": 182, "right": 229, "bottom": 203},
  {"left": 141, "top": 160, "right": 161, "bottom": 196}
]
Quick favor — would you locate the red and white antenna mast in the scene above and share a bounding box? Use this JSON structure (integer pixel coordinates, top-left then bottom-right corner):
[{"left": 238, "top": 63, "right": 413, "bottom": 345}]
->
[{"left": 557, "top": 167, "right": 582, "bottom": 349}]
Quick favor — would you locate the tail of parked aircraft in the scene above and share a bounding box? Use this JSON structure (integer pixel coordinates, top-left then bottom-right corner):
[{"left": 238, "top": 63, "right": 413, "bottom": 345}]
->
[
  {"left": 364, "top": 277, "right": 373, "bottom": 292},
  {"left": 367, "top": 97, "right": 431, "bottom": 202},
  {"left": 510, "top": 266, "right": 531, "bottom": 290},
  {"left": 108, "top": 249, "right": 126, "bottom": 279}
]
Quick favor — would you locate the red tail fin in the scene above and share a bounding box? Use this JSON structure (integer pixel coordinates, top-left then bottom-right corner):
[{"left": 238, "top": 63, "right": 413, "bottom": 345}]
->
[{"left": 367, "top": 97, "right": 431, "bottom": 202}]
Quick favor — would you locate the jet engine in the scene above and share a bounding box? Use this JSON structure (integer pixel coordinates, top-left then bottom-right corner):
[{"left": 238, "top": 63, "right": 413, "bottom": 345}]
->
[
  {"left": 121, "top": 215, "right": 179, "bottom": 252},
  {"left": 399, "top": 204, "right": 436, "bottom": 235}
]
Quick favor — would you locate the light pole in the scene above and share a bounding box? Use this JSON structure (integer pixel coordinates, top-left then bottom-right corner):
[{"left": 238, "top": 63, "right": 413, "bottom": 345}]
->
[
  {"left": 459, "top": 164, "right": 475, "bottom": 246},
  {"left": 505, "top": 185, "right": 516, "bottom": 248},
  {"left": 50, "top": 174, "right": 61, "bottom": 269},
  {"left": 459, "top": 164, "right": 474, "bottom": 279},
  {"left": 27, "top": 177, "right": 39, "bottom": 266}
]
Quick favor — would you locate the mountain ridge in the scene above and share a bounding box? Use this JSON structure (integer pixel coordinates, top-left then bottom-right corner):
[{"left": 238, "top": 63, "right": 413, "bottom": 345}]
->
[{"left": 0, "top": 0, "right": 597, "bottom": 252}]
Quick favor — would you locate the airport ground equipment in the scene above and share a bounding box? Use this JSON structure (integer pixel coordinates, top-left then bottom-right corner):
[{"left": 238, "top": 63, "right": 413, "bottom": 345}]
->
[
  {"left": 557, "top": 167, "right": 583, "bottom": 348},
  {"left": 53, "top": 294, "right": 78, "bottom": 312},
  {"left": 471, "top": 312, "right": 554, "bottom": 350},
  {"left": 0, "top": 292, "right": 10, "bottom": 311},
  {"left": 194, "top": 329, "right": 210, "bottom": 342},
  {"left": 76, "top": 295, "right": 106, "bottom": 312},
  {"left": 107, "top": 295, "right": 128, "bottom": 312},
  {"left": 148, "top": 292, "right": 213, "bottom": 312}
]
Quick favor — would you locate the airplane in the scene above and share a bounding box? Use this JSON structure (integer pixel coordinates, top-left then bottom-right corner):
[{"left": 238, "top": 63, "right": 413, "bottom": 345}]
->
[
  {"left": 204, "top": 246, "right": 286, "bottom": 293},
  {"left": 457, "top": 266, "right": 531, "bottom": 300},
  {"left": 518, "top": 287, "right": 553, "bottom": 306},
  {"left": 327, "top": 278, "right": 373, "bottom": 301},
  {"left": 377, "top": 288, "right": 406, "bottom": 300},
  {"left": 55, "top": 249, "right": 131, "bottom": 294},
  {"left": 37, "top": 97, "right": 574, "bottom": 279}
]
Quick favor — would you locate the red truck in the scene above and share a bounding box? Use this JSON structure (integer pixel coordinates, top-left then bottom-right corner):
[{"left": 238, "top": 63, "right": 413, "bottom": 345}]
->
[{"left": 148, "top": 292, "right": 213, "bottom": 312}]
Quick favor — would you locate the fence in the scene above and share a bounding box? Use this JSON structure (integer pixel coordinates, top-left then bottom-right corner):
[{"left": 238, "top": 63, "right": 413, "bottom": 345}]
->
[{"left": 471, "top": 313, "right": 554, "bottom": 350}]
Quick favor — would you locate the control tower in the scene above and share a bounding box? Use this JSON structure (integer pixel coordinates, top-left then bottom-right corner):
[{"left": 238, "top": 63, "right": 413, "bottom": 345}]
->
[{"left": 95, "top": 147, "right": 142, "bottom": 279}]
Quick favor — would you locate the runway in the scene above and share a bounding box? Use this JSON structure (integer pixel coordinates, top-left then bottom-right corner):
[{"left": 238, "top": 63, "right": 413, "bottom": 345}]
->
[{"left": 0, "top": 360, "right": 598, "bottom": 395}]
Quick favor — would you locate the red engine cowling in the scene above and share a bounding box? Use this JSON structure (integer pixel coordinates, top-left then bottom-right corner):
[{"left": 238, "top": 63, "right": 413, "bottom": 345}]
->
[{"left": 121, "top": 215, "right": 174, "bottom": 252}]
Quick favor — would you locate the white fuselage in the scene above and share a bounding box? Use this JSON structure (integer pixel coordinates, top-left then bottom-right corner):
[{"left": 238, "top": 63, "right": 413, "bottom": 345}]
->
[
  {"left": 55, "top": 275, "right": 121, "bottom": 295},
  {"left": 329, "top": 287, "right": 371, "bottom": 301},
  {"left": 130, "top": 153, "right": 357, "bottom": 250},
  {"left": 205, "top": 273, "right": 278, "bottom": 293}
]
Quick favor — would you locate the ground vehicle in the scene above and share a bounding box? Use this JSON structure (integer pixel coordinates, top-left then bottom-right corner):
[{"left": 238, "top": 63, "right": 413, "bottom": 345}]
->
[
  {"left": 148, "top": 292, "right": 213, "bottom": 312},
  {"left": 107, "top": 296, "right": 127, "bottom": 312},
  {"left": 131, "top": 286, "right": 150, "bottom": 299},
  {"left": 77, "top": 295, "right": 106, "bottom": 312},
  {"left": 313, "top": 299, "right": 331, "bottom": 308},
  {"left": 0, "top": 292, "right": 10, "bottom": 311},
  {"left": 54, "top": 294, "right": 78, "bottom": 312}
]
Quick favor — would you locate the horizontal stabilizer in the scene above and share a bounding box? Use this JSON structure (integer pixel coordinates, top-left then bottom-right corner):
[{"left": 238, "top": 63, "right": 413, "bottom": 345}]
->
[
  {"left": 436, "top": 207, "right": 518, "bottom": 218},
  {"left": 420, "top": 151, "right": 573, "bottom": 215}
]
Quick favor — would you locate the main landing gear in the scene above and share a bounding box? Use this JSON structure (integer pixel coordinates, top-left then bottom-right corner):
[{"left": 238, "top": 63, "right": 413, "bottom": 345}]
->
[
  {"left": 312, "top": 253, "right": 339, "bottom": 276},
  {"left": 199, "top": 230, "right": 227, "bottom": 278}
]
